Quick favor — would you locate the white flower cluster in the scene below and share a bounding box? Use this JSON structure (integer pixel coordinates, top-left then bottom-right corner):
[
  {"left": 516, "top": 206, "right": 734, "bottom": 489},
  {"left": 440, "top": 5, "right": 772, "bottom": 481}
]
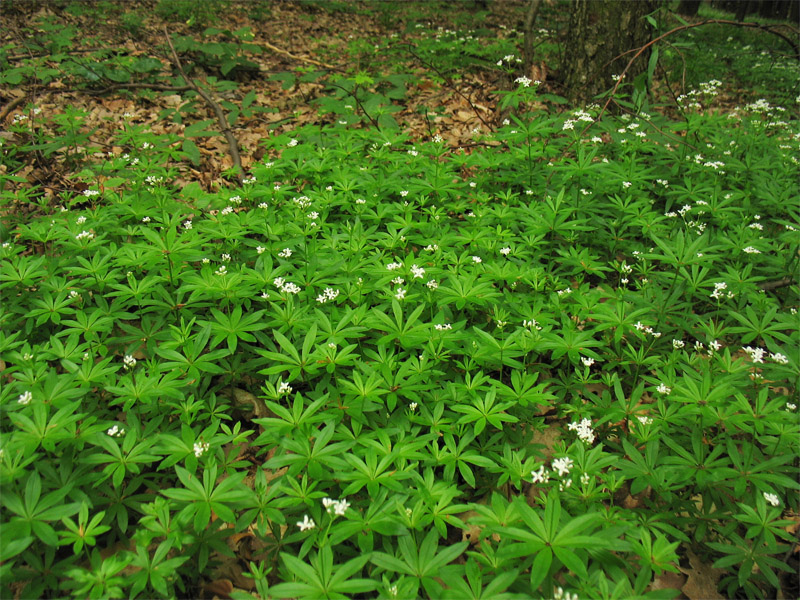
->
[
  {"left": 107, "top": 425, "right": 126, "bottom": 437},
  {"left": 710, "top": 282, "right": 734, "bottom": 300},
  {"left": 297, "top": 514, "right": 315, "bottom": 531},
  {"left": 322, "top": 497, "right": 350, "bottom": 516},
  {"left": 742, "top": 346, "right": 766, "bottom": 363},
  {"left": 553, "top": 586, "right": 578, "bottom": 600},
  {"left": 567, "top": 418, "right": 595, "bottom": 444},
  {"left": 123, "top": 355, "right": 137, "bottom": 369},
  {"left": 316, "top": 288, "right": 339, "bottom": 303},
  {"left": 18, "top": 391, "right": 32, "bottom": 405},
  {"left": 411, "top": 264, "right": 425, "bottom": 279},
  {"left": 434, "top": 323, "right": 452, "bottom": 331},
  {"left": 742, "top": 347, "right": 789, "bottom": 365},
  {"left": 193, "top": 441, "right": 209, "bottom": 457},
  {"left": 523, "top": 319, "right": 542, "bottom": 331},
  {"left": 273, "top": 277, "right": 301, "bottom": 295},
  {"left": 75, "top": 231, "right": 95, "bottom": 241},
  {"left": 278, "top": 380, "right": 292, "bottom": 395},
  {"left": 278, "top": 248, "right": 292, "bottom": 259},
  {"left": 633, "top": 322, "right": 661, "bottom": 338},
  {"left": 763, "top": 491, "right": 780, "bottom": 507}
]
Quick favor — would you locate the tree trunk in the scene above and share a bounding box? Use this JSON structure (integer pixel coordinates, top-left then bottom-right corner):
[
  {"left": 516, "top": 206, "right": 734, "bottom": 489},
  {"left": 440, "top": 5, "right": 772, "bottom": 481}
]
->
[
  {"left": 677, "top": 0, "right": 702, "bottom": 17},
  {"left": 562, "top": 0, "right": 659, "bottom": 105},
  {"left": 735, "top": 0, "right": 751, "bottom": 21}
]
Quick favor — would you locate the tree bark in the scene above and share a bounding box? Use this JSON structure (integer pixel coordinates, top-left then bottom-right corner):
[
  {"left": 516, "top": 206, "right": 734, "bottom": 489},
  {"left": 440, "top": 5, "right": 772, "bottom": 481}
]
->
[
  {"left": 562, "top": 0, "right": 659, "bottom": 105},
  {"left": 677, "top": 0, "right": 702, "bottom": 17}
]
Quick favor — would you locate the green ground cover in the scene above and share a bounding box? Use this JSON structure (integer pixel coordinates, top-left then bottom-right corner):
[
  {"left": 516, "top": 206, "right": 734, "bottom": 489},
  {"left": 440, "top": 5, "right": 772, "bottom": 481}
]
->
[{"left": 1, "top": 2, "right": 798, "bottom": 598}]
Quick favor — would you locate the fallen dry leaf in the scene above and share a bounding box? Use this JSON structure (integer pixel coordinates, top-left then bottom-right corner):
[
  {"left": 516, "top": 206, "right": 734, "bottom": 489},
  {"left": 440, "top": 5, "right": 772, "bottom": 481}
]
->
[{"left": 680, "top": 548, "right": 725, "bottom": 600}]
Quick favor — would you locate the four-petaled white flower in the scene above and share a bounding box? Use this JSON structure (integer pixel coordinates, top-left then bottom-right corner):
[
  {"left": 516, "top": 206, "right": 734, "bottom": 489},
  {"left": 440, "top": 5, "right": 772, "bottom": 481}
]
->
[
  {"left": 278, "top": 248, "right": 292, "bottom": 258},
  {"left": 193, "top": 441, "right": 209, "bottom": 457},
  {"left": 18, "top": 391, "right": 32, "bottom": 405},
  {"left": 657, "top": 384, "right": 671, "bottom": 395},
  {"left": 763, "top": 492, "right": 780, "bottom": 507},
  {"left": 296, "top": 514, "right": 315, "bottom": 531},
  {"left": 395, "top": 288, "right": 406, "bottom": 301},
  {"left": 123, "top": 355, "right": 137, "bottom": 369},
  {"left": 531, "top": 465, "right": 548, "bottom": 484},
  {"left": 552, "top": 457, "right": 574, "bottom": 477},
  {"left": 472, "top": 256, "right": 482, "bottom": 264}
]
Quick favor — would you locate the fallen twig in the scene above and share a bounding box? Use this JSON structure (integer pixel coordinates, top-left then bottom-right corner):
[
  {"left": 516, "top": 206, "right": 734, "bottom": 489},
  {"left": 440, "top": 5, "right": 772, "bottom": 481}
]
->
[
  {"left": 400, "top": 43, "right": 494, "bottom": 132},
  {"left": 164, "top": 26, "right": 244, "bottom": 184},
  {"left": 261, "top": 40, "right": 336, "bottom": 70}
]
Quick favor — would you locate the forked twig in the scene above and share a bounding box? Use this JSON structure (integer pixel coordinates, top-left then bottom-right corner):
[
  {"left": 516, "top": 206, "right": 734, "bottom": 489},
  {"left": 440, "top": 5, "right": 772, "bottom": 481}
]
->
[{"left": 163, "top": 26, "right": 244, "bottom": 183}]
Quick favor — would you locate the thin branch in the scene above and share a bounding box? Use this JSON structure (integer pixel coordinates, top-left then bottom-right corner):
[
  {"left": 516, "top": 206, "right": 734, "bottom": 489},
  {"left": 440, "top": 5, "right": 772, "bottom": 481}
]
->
[
  {"left": 80, "top": 82, "right": 193, "bottom": 95},
  {"left": 400, "top": 43, "right": 494, "bottom": 132},
  {"left": 261, "top": 40, "right": 336, "bottom": 70},
  {"left": 582, "top": 18, "right": 800, "bottom": 141},
  {"left": 760, "top": 277, "right": 795, "bottom": 291},
  {"left": 164, "top": 26, "right": 244, "bottom": 183}
]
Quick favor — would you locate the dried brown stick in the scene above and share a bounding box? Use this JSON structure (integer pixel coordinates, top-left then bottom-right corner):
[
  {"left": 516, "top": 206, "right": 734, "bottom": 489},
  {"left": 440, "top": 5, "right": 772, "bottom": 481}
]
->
[
  {"left": 400, "top": 43, "right": 494, "bottom": 132},
  {"left": 163, "top": 26, "right": 244, "bottom": 183},
  {"left": 261, "top": 40, "right": 335, "bottom": 70},
  {"left": 760, "top": 277, "right": 795, "bottom": 291}
]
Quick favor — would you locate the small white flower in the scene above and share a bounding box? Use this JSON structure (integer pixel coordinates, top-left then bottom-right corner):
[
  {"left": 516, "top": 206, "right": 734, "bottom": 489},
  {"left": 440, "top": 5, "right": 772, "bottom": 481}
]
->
[
  {"left": 215, "top": 265, "right": 227, "bottom": 276},
  {"left": 580, "top": 357, "right": 595, "bottom": 368},
  {"left": 672, "top": 339, "right": 685, "bottom": 349},
  {"left": 395, "top": 288, "right": 407, "bottom": 301},
  {"left": 278, "top": 381, "right": 293, "bottom": 395},
  {"left": 77, "top": 215, "right": 86, "bottom": 225},
  {"left": 123, "top": 355, "right": 137, "bottom": 369},
  {"left": 786, "top": 402, "right": 797, "bottom": 411},
  {"left": 75, "top": 231, "right": 95, "bottom": 241},
  {"left": 770, "top": 352, "right": 789, "bottom": 365},
  {"left": 221, "top": 253, "right": 231, "bottom": 262},
  {"left": 637, "top": 415, "right": 653, "bottom": 426},
  {"left": 763, "top": 492, "right": 780, "bottom": 507},
  {"left": 515, "top": 75, "right": 532, "bottom": 87},
  {"left": 743, "top": 246, "right": 761, "bottom": 254},
  {"left": 622, "top": 181, "right": 632, "bottom": 189},
  {"left": 193, "top": 441, "right": 209, "bottom": 457},
  {"left": 409, "top": 402, "right": 418, "bottom": 411},
  {"left": 202, "top": 257, "right": 210, "bottom": 264},
  {"left": 142, "top": 216, "right": 151, "bottom": 223},
  {"left": 531, "top": 466, "right": 548, "bottom": 484},
  {"left": 18, "top": 391, "right": 33, "bottom": 405},
  {"left": 657, "top": 384, "right": 671, "bottom": 395},
  {"left": 288, "top": 139, "right": 298, "bottom": 147},
  {"left": 256, "top": 246, "right": 265, "bottom": 254},
  {"left": 743, "top": 346, "right": 766, "bottom": 364},
  {"left": 183, "top": 221, "right": 192, "bottom": 230},
  {"left": 552, "top": 456, "right": 573, "bottom": 477},
  {"left": 410, "top": 264, "right": 425, "bottom": 279},
  {"left": 278, "top": 248, "right": 292, "bottom": 258},
  {"left": 400, "top": 190, "right": 409, "bottom": 197},
  {"left": 471, "top": 256, "right": 482, "bottom": 264},
  {"left": 434, "top": 323, "right": 452, "bottom": 331},
  {"left": 258, "top": 202, "right": 269, "bottom": 209},
  {"left": 567, "top": 418, "right": 595, "bottom": 444},
  {"left": 221, "top": 206, "right": 233, "bottom": 215},
  {"left": 107, "top": 425, "right": 126, "bottom": 437},
  {"left": 500, "top": 247, "right": 511, "bottom": 256},
  {"left": 296, "top": 514, "right": 315, "bottom": 531}
]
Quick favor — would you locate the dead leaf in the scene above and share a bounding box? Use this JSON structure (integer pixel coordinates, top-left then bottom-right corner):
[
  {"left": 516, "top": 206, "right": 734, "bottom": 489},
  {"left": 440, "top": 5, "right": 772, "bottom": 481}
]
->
[{"left": 680, "top": 548, "right": 725, "bottom": 600}]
